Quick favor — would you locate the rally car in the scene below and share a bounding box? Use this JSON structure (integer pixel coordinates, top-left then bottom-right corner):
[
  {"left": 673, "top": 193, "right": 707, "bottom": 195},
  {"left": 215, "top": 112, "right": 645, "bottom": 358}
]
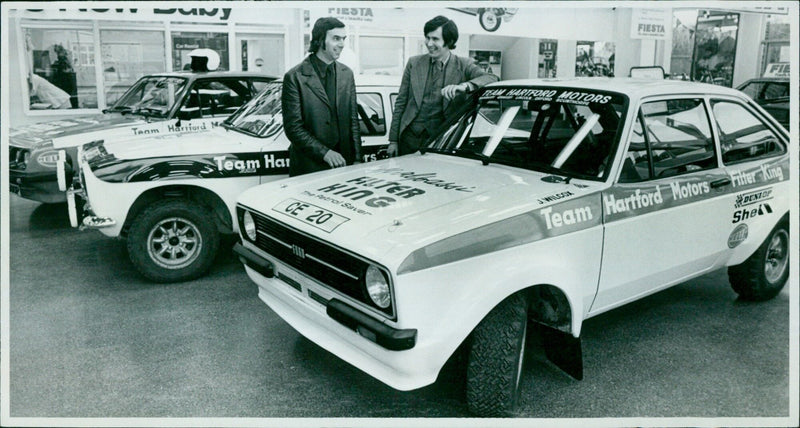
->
[
  {"left": 737, "top": 76, "right": 790, "bottom": 131},
  {"left": 233, "top": 78, "right": 790, "bottom": 416},
  {"left": 10, "top": 70, "right": 276, "bottom": 203},
  {"left": 60, "top": 77, "right": 398, "bottom": 282}
]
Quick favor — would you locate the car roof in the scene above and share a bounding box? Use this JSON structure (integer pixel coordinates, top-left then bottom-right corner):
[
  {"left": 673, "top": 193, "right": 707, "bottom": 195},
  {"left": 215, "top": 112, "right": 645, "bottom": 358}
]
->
[
  {"left": 739, "top": 77, "right": 790, "bottom": 84},
  {"left": 144, "top": 71, "right": 278, "bottom": 81},
  {"left": 487, "top": 77, "right": 747, "bottom": 101},
  {"left": 354, "top": 74, "right": 400, "bottom": 88}
]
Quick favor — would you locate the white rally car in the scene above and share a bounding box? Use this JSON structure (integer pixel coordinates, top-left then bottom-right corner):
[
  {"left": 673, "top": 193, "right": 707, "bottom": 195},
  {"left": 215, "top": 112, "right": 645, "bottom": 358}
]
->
[
  {"left": 233, "top": 78, "right": 790, "bottom": 416},
  {"left": 60, "top": 77, "right": 398, "bottom": 282},
  {"left": 11, "top": 70, "right": 276, "bottom": 203}
]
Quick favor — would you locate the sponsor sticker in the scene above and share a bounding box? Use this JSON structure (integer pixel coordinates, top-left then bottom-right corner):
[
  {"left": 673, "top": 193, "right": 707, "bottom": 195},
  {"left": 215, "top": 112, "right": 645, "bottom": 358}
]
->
[
  {"left": 735, "top": 188, "right": 773, "bottom": 208},
  {"left": 272, "top": 198, "right": 349, "bottom": 233},
  {"left": 37, "top": 151, "right": 60, "bottom": 167},
  {"left": 728, "top": 224, "right": 748, "bottom": 248},
  {"left": 732, "top": 203, "right": 772, "bottom": 224},
  {"left": 480, "top": 87, "right": 623, "bottom": 106}
]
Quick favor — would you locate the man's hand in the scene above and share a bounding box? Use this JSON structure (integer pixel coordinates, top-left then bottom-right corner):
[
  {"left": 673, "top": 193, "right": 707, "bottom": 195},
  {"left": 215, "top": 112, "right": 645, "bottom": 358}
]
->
[
  {"left": 387, "top": 141, "right": 399, "bottom": 157},
  {"left": 323, "top": 150, "right": 346, "bottom": 168},
  {"left": 441, "top": 82, "right": 469, "bottom": 100}
]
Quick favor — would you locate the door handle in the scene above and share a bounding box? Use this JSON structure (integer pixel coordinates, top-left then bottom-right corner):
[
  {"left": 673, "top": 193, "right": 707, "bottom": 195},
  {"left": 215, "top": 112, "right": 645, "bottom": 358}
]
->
[{"left": 710, "top": 178, "right": 731, "bottom": 189}]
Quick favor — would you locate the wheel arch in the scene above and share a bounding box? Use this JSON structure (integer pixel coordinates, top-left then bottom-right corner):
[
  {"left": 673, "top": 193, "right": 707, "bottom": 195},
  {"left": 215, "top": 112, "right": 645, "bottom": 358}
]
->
[{"left": 122, "top": 184, "right": 232, "bottom": 237}]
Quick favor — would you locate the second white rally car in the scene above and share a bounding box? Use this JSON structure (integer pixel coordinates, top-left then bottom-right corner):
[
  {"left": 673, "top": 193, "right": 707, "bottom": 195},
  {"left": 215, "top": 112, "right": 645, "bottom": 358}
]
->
[
  {"left": 61, "top": 77, "right": 398, "bottom": 282},
  {"left": 233, "top": 78, "right": 790, "bottom": 416}
]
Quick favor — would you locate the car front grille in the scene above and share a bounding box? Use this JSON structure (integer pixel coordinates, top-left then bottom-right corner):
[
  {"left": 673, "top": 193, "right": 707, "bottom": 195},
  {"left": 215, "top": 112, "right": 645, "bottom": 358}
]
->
[
  {"left": 240, "top": 206, "right": 395, "bottom": 319},
  {"left": 9, "top": 146, "right": 28, "bottom": 170}
]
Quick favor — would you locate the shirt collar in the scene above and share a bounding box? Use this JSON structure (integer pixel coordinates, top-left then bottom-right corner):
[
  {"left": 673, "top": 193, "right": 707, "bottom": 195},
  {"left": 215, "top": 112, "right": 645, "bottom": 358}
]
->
[
  {"left": 310, "top": 54, "right": 334, "bottom": 75},
  {"left": 431, "top": 52, "right": 451, "bottom": 68}
]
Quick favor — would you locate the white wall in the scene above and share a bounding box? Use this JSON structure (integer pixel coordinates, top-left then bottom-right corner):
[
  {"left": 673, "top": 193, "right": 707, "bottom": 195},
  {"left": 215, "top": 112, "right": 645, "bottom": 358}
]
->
[
  {"left": 8, "top": 18, "right": 32, "bottom": 128},
  {"left": 502, "top": 38, "right": 535, "bottom": 80},
  {"left": 734, "top": 12, "right": 764, "bottom": 86},
  {"left": 557, "top": 40, "right": 577, "bottom": 78}
]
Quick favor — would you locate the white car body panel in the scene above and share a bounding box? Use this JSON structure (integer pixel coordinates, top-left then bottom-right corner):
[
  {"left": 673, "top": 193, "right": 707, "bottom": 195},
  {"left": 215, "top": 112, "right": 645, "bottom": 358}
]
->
[
  {"left": 233, "top": 77, "right": 791, "bottom": 393},
  {"left": 71, "top": 82, "right": 398, "bottom": 240}
]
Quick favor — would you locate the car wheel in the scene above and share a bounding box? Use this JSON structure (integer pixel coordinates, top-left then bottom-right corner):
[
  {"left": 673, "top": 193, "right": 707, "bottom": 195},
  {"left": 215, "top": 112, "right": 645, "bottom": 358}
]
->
[
  {"left": 127, "top": 198, "right": 219, "bottom": 283},
  {"left": 478, "top": 9, "right": 502, "bottom": 32},
  {"left": 466, "top": 291, "right": 528, "bottom": 417},
  {"left": 728, "top": 219, "right": 789, "bottom": 301}
]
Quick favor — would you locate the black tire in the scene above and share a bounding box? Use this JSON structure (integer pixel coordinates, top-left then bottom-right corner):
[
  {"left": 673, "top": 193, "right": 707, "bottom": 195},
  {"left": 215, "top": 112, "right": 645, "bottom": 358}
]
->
[
  {"left": 466, "top": 292, "right": 529, "bottom": 417},
  {"left": 127, "top": 198, "right": 219, "bottom": 283},
  {"left": 478, "top": 9, "right": 502, "bottom": 32},
  {"left": 728, "top": 219, "right": 789, "bottom": 301}
]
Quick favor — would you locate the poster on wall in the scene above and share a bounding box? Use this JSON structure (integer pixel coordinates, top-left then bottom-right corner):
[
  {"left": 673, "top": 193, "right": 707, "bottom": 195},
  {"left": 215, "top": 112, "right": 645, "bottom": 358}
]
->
[
  {"left": 538, "top": 40, "right": 557, "bottom": 78},
  {"left": 575, "top": 40, "right": 615, "bottom": 76},
  {"left": 630, "top": 8, "right": 670, "bottom": 40},
  {"left": 469, "top": 50, "right": 501, "bottom": 78},
  {"left": 691, "top": 10, "right": 739, "bottom": 87}
]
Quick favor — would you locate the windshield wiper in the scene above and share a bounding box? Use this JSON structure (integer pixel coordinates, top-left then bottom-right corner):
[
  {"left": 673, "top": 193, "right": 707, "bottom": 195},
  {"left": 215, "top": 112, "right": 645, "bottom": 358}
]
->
[
  {"left": 133, "top": 107, "right": 167, "bottom": 119},
  {"left": 105, "top": 106, "right": 135, "bottom": 115}
]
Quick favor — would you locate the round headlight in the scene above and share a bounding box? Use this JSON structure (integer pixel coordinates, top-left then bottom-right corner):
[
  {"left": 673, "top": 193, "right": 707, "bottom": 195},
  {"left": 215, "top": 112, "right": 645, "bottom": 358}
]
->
[
  {"left": 365, "top": 265, "right": 390, "bottom": 309},
  {"left": 242, "top": 211, "right": 257, "bottom": 241}
]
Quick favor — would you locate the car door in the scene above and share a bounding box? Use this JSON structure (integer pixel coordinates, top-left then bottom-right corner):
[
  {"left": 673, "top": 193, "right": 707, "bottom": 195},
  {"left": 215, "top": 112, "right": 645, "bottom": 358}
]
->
[
  {"left": 591, "top": 96, "right": 734, "bottom": 314},
  {"left": 356, "top": 88, "right": 396, "bottom": 162},
  {"left": 708, "top": 96, "right": 790, "bottom": 263}
]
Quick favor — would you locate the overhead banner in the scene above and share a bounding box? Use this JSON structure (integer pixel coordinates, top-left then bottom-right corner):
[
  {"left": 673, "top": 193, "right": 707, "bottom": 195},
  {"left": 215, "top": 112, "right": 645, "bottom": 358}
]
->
[{"left": 630, "top": 8, "right": 670, "bottom": 40}]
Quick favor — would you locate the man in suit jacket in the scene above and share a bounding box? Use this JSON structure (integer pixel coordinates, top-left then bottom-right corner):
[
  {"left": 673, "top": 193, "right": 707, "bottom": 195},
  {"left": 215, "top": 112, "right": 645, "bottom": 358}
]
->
[
  {"left": 282, "top": 17, "right": 361, "bottom": 176},
  {"left": 388, "top": 16, "right": 498, "bottom": 156}
]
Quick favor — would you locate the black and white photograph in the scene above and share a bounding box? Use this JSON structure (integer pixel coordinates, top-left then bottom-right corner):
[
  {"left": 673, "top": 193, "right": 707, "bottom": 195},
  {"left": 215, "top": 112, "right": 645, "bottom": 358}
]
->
[{"left": 1, "top": 1, "right": 798, "bottom": 427}]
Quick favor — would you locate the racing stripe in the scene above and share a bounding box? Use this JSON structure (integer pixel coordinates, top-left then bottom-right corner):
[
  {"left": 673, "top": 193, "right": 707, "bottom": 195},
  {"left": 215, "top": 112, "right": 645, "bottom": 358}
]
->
[
  {"left": 91, "top": 144, "right": 390, "bottom": 183},
  {"left": 602, "top": 155, "right": 788, "bottom": 223},
  {"left": 91, "top": 151, "right": 291, "bottom": 183}
]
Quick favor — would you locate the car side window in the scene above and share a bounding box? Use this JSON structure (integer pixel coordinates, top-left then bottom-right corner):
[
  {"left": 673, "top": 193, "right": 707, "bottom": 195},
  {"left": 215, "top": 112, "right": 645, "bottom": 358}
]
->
[
  {"left": 738, "top": 82, "right": 761, "bottom": 99},
  {"left": 633, "top": 98, "right": 716, "bottom": 180},
  {"left": 251, "top": 80, "right": 273, "bottom": 96},
  {"left": 763, "top": 82, "right": 788, "bottom": 99},
  {"left": 181, "top": 79, "right": 253, "bottom": 118},
  {"left": 356, "top": 93, "right": 386, "bottom": 136},
  {"left": 711, "top": 100, "right": 785, "bottom": 164}
]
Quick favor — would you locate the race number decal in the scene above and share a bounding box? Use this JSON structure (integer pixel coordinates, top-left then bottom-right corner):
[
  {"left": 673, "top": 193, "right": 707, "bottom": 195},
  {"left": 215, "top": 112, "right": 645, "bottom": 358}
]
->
[{"left": 272, "top": 198, "right": 349, "bottom": 233}]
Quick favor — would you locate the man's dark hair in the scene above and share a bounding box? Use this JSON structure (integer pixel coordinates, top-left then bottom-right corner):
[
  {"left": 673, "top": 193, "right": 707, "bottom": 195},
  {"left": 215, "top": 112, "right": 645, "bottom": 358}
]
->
[
  {"left": 309, "top": 17, "right": 345, "bottom": 54},
  {"left": 424, "top": 15, "right": 458, "bottom": 49}
]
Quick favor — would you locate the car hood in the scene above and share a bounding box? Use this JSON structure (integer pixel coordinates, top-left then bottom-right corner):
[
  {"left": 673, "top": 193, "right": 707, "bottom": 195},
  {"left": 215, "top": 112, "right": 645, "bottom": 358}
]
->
[
  {"left": 9, "top": 113, "right": 147, "bottom": 150},
  {"left": 101, "top": 126, "right": 240, "bottom": 160},
  {"left": 237, "top": 153, "right": 602, "bottom": 268}
]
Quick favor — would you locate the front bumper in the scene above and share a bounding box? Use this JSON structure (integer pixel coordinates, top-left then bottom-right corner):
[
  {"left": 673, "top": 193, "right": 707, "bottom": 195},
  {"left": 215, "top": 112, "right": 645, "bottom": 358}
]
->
[
  {"left": 234, "top": 242, "right": 445, "bottom": 391},
  {"left": 9, "top": 170, "right": 65, "bottom": 203},
  {"left": 234, "top": 243, "right": 417, "bottom": 351}
]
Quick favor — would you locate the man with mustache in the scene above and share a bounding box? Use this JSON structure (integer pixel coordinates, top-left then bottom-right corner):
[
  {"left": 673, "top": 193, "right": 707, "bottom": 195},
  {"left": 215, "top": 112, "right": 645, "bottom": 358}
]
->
[
  {"left": 282, "top": 17, "right": 361, "bottom": 176},
  {"left": 388, "top": 15, "right": 499, "bottom": 157}
]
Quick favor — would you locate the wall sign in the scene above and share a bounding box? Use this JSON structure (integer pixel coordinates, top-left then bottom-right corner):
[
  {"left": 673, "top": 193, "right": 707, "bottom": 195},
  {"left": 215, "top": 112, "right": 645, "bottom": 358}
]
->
[{"left": 630, "top": 8, "right": 670, "bottom": 40}]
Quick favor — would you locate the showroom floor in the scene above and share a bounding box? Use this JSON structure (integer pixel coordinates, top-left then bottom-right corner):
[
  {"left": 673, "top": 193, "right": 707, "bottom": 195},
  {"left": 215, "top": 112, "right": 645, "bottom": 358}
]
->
[{"left": 5, "top": 194, "right": 793, "bottom": 422}]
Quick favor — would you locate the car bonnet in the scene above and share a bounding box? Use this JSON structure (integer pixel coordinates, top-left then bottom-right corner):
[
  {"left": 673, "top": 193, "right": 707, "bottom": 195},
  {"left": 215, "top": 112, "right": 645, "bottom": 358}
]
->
[
  {"left": 237, "top": 153, "right": 602, "bottom": 266},
  {"left": 11, "top": 114, "right": 144, "bottom": 150}
]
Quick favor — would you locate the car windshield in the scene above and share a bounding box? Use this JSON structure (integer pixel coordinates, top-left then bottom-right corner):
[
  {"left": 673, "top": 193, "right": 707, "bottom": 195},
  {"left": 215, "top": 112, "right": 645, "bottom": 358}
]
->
[
  {"left": 426, "top": 86, "right": 627, "bottom": 180},
  {"left": 223, "top": 82, "right": 283, "bottom": 138},
  {"left": 108, "top": 76, "right": 189, "bottom": 118}
]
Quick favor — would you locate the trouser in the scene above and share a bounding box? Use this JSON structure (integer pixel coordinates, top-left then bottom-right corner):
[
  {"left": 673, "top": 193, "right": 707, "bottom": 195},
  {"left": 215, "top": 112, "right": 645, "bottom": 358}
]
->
[{"left": 398, "top": 126, "right": 431, "bottom": 156}]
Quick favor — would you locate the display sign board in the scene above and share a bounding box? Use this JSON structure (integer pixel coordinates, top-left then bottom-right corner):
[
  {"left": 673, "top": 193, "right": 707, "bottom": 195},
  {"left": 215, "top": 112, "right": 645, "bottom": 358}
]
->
[
  {"left": 630, "top": 8, "right": 670, "bottom": 40},
  {"left": 763, "top": 63, "right": 790, "bottom": 78},
  {"left": 14, "top": 6, "right": 294, "bottom": 24}
]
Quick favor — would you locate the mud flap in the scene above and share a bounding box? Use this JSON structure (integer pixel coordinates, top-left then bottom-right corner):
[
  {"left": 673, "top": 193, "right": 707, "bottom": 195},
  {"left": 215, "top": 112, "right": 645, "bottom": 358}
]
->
[{"left": 538, "top": 324, "right": 583, "bottom": 380}]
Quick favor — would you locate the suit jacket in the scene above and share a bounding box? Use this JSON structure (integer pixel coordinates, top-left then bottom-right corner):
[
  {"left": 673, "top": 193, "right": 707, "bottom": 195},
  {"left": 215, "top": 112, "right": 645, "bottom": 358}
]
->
[
  {"left": 282, "top": 56, "right": 361, "bottom": 176},
  {"left": 389, "top": 53, "right": 498, "bottom": 144}
]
